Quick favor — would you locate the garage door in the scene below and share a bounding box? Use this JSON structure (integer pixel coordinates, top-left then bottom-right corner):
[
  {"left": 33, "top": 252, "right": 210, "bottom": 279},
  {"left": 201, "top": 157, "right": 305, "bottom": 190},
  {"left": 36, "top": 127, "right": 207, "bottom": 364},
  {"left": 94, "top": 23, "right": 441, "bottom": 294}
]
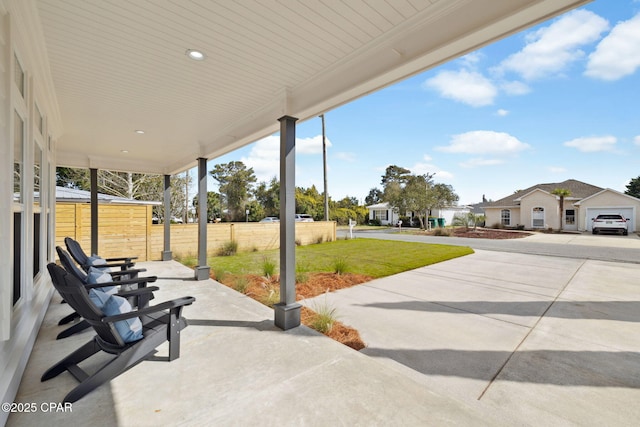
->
[{"left": 586, "top": 207, "right": 635, "bottom": 232}]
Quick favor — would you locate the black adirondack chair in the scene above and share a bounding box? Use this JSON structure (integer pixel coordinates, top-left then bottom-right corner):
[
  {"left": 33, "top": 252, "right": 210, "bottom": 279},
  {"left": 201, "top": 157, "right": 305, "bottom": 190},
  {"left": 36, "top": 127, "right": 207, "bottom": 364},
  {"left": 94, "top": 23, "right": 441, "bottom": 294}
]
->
[
  {"left": 55, "top": 247, "right": 159, "bottom": 339},
  {"left": 64, "top": 237, "right": 137, "bottom": 272},
  {"left": 44, "top": 263, "right": 195, "bottom": 403}
]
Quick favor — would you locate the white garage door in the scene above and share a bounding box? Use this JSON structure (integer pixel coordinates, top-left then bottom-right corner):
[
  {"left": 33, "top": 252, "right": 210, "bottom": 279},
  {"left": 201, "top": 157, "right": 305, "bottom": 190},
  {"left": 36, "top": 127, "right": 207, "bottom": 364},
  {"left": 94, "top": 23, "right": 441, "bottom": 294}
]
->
[{"left": 586, "top": 207, "right": 635, "bottom": 232}]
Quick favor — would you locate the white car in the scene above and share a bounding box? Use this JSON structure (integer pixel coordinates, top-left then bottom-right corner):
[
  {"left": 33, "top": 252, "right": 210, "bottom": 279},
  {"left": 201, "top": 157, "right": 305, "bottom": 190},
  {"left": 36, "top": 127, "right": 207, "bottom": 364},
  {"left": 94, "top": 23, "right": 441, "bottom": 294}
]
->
[
  {"left": 259, "top": 217, "right": 279, "bottom": 223},
  {"left": 591, "top": 214, "right": 628, "bottom": 235},
  {"left": 295, "top": 214, "right": 314, "bottom": 222}
]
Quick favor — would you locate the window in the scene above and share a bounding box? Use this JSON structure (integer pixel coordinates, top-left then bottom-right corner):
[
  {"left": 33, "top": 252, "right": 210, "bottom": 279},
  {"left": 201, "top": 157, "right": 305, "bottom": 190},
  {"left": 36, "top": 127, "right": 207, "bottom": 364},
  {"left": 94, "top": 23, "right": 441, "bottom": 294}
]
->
[
  {"left": 565, "top": 209, "right": 575, "bottom": 225},
  {"left": 501, "top": 209, "right": 510, "bottom": 226},
  {"left": 35, "top": 104, "right": 43, "bottom": 135},
  {"left": 373, "top": 209, "right": 388, "bottom": 221},
  {"left": 532, "top": 207, "right": 545, "bottom": 228},
  {"left": 14, "top": 54, "right": 25, "bottom": 97},
  {"left": 33, "top": 142, "right": 42, "bottom": 278},
  {"left": 14, "top": 111, "right": 23, "bottom": 202}
]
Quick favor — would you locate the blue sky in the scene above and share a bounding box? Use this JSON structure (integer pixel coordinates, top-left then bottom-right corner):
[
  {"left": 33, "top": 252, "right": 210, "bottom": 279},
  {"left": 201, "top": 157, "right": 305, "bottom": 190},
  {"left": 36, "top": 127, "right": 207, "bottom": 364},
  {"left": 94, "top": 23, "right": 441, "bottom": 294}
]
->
[{"left": 209, "top": 0, "right": 640, "bottom": 206}]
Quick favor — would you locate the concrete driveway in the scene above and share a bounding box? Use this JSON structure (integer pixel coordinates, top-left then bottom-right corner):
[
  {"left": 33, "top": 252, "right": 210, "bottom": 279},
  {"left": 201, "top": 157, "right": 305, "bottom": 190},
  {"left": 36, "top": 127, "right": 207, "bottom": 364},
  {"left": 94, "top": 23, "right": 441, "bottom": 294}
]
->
[{"left": 302, "top": 249, "right": 640, "bottom": 425}]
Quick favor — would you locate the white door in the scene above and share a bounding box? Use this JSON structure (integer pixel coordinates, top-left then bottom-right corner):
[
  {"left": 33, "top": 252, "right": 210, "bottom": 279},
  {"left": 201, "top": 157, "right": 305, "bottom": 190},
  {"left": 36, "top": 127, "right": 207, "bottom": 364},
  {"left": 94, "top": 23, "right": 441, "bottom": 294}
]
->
[
  {"left": 532, "top": 207, "right": 545, "bottom": 228},
  {"left": 564, "top": 209, "right": 578, "bottom": 231}
]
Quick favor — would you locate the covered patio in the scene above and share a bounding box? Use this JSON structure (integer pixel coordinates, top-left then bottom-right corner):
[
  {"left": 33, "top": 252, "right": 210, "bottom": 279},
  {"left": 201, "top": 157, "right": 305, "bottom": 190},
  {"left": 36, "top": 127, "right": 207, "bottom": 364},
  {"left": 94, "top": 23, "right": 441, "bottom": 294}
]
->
[
  {"left": 7, "top": 260, "right": 497, "bottom": 426},
  {"left": 1, "top": 0, "right": 592, "bottom": 423}
]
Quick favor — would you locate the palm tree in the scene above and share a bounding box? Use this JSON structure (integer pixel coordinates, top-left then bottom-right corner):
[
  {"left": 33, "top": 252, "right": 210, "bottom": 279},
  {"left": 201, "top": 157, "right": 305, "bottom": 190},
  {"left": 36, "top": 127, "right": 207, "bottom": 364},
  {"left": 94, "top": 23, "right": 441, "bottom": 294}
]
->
[{"left": 551, "top": 188, "right": 571, "bottom": 231}]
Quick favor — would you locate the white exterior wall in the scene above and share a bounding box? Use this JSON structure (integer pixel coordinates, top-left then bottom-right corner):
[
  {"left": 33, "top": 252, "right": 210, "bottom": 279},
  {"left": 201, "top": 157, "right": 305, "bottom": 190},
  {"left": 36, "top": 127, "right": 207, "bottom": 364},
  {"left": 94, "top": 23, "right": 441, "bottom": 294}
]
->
[
  {"left": 520, "top": 191, "right": 559, "bottom": 230},
  {"left": 434, "top": 207, "right": 470, "bottom": 227},
  {"left": 484, "top": 207, "right": 521, "bottom": 228},
  {"left": 0, "top": 1, "right": 58, "bottom": 422}
]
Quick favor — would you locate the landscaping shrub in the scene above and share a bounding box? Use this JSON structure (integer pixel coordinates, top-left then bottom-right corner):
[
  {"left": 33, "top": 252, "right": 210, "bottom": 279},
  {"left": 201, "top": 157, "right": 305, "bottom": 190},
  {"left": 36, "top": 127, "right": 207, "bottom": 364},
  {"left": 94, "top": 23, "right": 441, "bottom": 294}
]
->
[
  {"left": 296, "top": 261, "right": 310, "bottom": 283},
  {"left": 217, "top": 240, "right": 238, "bottom": 256},
  {"left": 232, "top": 275, "right": 250, "bottom": 294},
  {"left": 261, "top": 256, "right": 277, "bottom": 278},
  {"left": 308, "top": 297, "right": 338, "bottom": 333},
  {"left": 332, "top": 256, "right": 349, "bottom": 275}
]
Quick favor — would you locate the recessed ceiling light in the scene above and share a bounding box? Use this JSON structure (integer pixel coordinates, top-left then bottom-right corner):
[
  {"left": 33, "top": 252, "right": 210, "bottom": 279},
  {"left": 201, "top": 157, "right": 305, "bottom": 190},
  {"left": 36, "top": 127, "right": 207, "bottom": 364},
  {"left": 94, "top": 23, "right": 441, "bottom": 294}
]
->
[
  {"left": 121, "top": 150, "right": 129, "bottom": 153},
  {"left": 134, "top": 130, "right": 145, "bottom": 134},
  {"left": 186, "top": 49, "right": 205, "bottom": 60}
]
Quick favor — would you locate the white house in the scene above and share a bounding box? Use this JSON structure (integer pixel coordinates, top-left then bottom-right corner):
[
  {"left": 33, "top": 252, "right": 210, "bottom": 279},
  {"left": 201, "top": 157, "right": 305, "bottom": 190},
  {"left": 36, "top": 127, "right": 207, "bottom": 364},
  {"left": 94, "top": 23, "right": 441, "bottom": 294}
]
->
[
  {"left": 367, "top": 202, "right": 471, "bottom": 227},
  {"left": 483, "top": 179, "right": 640, "bottom": 232}
]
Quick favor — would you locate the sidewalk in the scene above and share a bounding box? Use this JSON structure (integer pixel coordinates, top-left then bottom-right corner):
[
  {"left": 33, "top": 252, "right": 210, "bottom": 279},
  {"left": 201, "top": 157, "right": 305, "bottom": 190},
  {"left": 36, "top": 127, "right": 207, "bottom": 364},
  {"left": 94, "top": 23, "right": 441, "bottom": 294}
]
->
[
  {"left": 7, "top": 260, "right": 497, "bottom": 427},
  {"left": 522, "top": 231, "right": 640, "bottom": 248}
]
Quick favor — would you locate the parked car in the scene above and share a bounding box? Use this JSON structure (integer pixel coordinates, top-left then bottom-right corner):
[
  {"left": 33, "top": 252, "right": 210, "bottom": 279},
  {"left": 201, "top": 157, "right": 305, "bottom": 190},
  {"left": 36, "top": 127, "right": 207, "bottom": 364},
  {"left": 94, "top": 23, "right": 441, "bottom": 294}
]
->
[
  {"left": 591, "top": 214, "right": 628, "bottom": 235},
  {"left": 295, "top": 214, "right": 314, "bottom": 222},
  {"left": 259, "top": 217, "right": 279, "bottom": 223}
]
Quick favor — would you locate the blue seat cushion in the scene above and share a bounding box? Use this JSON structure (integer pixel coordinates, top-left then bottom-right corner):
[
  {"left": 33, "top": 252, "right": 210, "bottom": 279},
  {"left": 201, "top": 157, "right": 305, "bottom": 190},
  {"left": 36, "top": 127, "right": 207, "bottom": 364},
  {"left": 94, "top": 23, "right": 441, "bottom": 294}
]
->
[
  {"left": 87, "top": 255, "right": 111, "bottom": 272},
  {"left": 86, "top": 266, "right": 117, "bottom": 295},
  {"left": 101, "top": 295, "right": 143, "bottom": 343},
  {"left": 88, "top": 288, "right": 112, "bottom": 309}
]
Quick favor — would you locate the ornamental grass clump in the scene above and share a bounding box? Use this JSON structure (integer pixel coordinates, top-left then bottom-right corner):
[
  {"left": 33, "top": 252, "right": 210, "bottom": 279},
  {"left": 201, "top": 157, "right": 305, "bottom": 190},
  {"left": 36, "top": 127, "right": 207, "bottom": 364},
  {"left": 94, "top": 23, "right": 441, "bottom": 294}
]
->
[
  {"left": 309, "top": 297, "right": 338, "bottom": 333},
  {"left": 261, "top": 256, "right": 277, "bottom": 278},
  {"left": 332, "top": 256, "right": 349, "bottom": 275},
  {"left": 217, "top": 240, "right": 238, "bottom": 256}
]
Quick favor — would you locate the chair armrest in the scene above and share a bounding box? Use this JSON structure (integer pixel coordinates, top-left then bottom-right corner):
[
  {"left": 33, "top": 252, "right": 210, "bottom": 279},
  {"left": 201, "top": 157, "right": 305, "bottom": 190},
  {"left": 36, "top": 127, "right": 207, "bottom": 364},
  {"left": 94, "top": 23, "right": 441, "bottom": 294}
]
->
[
  {"left": 102, "top": 296, "right": 196, "bottom": 322},
  {"left": 115, "top": 276, "right": 158, "bottom": 286},
  {"left": 116, "top": 286, "right": 159, "bottom": 298},
  {"left": 83, "top": 276, "right": 157, "bottom": 290},
  {"left": 105, "top": 256, "right": 138, "bottom": 262},
  {"left": 109, "top": 268, "right": 147, "bottom": 277}
]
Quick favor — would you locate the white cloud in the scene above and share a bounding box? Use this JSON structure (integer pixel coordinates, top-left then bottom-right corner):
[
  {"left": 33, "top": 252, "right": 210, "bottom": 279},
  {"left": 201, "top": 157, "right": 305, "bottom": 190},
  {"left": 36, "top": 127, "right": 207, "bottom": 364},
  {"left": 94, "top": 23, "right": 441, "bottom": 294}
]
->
[
  {"left": 297, "top": 135, "right": 332, "bottom": 155},
  {"left": 635, "top": 135, "right": 640, "bottom": 146},
  {"left": 585, "top": 13, "right": 640, "bottom": 80},
  {"left": 563, "top": 135, "right": 617, "bottom": 152},
  {"left": 410, "top": 155, "right": 454, "bottom": 180},
  {"left": 423, "top": 69, "right": 497, "bottom": 107},
  {"left": 496, "top": 109, "right": 509, "bottom": 117},
  {"left": 458, "top": 52, "right": 484, "bottom": 68},
  {"left": 240, "top": 136, "right": 280, "bottom": 182},
  {"left": 436, "top": 130, "right": 531, "bottom": 154},
  {"left": 459, "top": 158, "right": 504, "bottom": 168},
  {"left": 498, "top": 10, "right": 609, "bottom": 80},
  {"left": 240, "top": 134, "right": 331, "bottom": 181}
]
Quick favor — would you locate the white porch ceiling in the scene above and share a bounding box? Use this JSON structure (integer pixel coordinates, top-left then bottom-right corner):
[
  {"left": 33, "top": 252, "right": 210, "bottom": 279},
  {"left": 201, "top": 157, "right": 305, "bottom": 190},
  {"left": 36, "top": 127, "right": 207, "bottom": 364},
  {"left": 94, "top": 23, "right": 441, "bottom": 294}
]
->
[{"left": 36, "top": 0, "right": 590, "bottom": 175}]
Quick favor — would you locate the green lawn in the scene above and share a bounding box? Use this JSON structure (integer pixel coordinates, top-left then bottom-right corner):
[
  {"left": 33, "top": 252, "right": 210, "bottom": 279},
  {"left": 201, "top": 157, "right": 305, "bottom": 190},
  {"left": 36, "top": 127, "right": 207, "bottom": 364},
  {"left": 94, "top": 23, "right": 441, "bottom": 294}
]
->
[{"left": 199, "top": 238, "right": 473, "bottom": 278}]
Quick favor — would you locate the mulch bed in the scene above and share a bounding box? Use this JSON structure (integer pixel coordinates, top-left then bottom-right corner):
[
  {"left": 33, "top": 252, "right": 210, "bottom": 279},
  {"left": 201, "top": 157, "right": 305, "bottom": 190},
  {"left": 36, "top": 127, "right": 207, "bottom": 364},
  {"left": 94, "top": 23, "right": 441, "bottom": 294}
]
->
[{"left": 216, "top": 272, "right": 370, "bottom": 350}]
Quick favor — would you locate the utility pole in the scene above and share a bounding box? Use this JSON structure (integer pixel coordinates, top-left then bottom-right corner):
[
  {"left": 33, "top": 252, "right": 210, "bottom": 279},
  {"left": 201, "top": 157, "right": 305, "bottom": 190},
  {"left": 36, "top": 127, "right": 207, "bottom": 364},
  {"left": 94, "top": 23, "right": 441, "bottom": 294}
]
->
[{"left": 321, "top": 114, "right": 329, "bottom": 221}]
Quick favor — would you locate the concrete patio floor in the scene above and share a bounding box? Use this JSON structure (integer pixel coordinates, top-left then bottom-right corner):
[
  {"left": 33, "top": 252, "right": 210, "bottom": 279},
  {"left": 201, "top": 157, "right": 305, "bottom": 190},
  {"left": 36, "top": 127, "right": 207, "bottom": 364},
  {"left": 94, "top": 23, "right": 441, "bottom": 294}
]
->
[
  {"left": 7, "top": 260, "right": 498, "bottom": 427},
  {"left": 8, "top": 249, "right": 640, "bottom": 426},
  {"left": 303, "top": 250, "right": 640, "bottom": 426}
]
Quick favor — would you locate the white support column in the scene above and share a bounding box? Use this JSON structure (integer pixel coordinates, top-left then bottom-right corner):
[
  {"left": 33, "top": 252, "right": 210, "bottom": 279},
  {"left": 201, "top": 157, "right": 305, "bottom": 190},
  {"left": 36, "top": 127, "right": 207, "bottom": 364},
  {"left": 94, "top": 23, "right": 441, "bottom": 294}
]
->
[{"left": 274, "top": 115, "right": 301, "bottom": 330}]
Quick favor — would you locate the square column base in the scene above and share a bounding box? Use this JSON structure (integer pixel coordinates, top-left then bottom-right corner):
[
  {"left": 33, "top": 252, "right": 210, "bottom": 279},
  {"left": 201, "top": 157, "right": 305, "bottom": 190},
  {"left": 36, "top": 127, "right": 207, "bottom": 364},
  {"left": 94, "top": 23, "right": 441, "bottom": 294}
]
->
[
  {"left": 194, "top": 266, "right": 210, "bottom": 281},
  {"left": 274, "top": 302, "right": 301, "bottom": 330},
  {"left": 161, "top": 251, "right": 173, "bottom": 261}
]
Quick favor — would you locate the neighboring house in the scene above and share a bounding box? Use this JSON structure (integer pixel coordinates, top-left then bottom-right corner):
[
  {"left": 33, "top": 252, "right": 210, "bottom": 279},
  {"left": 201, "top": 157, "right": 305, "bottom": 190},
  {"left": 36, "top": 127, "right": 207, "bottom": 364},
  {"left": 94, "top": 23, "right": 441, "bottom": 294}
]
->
[
  {"left": 367, "top": 202, "right": 471, "bottom": 227},
  {"left": 366, "top": 202, "right": 399, "bottom": 226},
  {"left": 483, "top": 179, "right": 640, "bottom": 232},
  {"left": 433, "top": 206, "right": 472, "bottom": 227}
]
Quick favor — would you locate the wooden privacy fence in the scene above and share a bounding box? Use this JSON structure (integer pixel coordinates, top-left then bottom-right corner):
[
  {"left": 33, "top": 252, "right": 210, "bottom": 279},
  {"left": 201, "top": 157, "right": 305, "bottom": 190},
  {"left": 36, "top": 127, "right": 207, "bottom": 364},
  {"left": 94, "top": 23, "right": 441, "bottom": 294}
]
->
[{"left": 56, "top": 203, "right": 337, "bottom": 261}]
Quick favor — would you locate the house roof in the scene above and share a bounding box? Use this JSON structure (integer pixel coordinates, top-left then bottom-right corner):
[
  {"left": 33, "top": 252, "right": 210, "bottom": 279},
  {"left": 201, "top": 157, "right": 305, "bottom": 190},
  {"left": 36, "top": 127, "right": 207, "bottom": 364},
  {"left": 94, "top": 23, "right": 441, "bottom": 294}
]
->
[
  {"left": 54, "top": 186, "right": 160, "bottom": 205},
  {"left": 484, "top": 179, "right": 604, "bottom": 208},
  {"left": 366, "top": 203, "right": 391, "bottom": 210},
  {"left": 24, "top": 0, "right": 589, "bottom": 175}
]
